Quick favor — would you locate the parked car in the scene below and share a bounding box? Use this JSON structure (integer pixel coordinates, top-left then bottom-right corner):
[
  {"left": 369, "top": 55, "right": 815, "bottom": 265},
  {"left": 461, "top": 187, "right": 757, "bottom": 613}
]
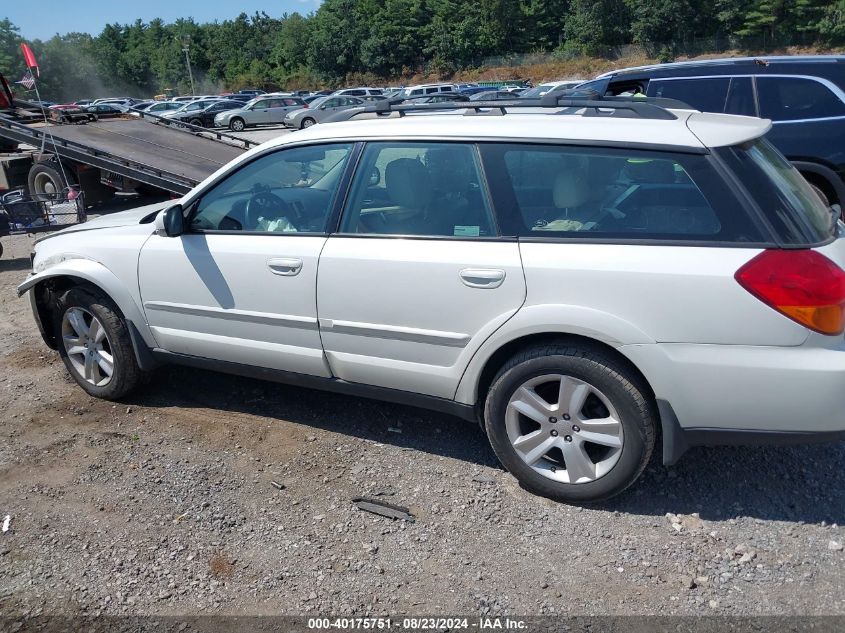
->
[
  {"left": 333, "top": 87, "right": 383, "bottom": 97},
  {"left": 73, "top": 99, "right": 93, "bottom": 107},
  {"left": 214, "top": 96, "right": 306, "bottom": 131},
  {"left": 20, "top": 96, "right": 845, "bottom": 503},
  {"left": 520, "top": 80, "right": 586, "bottom": 99},
  {"left": 580, "top": 55, "right": 845, "bottom": 207},
  {"left": 84, "top": 103, "right": 125, "bottom": 117},
  {"left": 136, "top": 101, "right": 183, "bottom": 118},
  {"left": 161, "top": 99, "right": 226, "bottom": 121},
  {"left": 167, "top": 99, "right": 243, "bottom": 128},
  {"left": 401, "top": 83, "right": 457, "bottom": 98},
  {"left": 238, "top": 89, "right": 265, "bottom": 96},
  {"left": 283, "top": 96, "right": 366, "bottom": 128}
]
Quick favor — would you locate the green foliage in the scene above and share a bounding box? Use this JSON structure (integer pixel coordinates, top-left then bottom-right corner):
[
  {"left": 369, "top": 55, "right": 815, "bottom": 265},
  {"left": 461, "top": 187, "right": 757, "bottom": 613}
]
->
[{"left": 0, "top": 0, "right": 844, "bottom": 102}]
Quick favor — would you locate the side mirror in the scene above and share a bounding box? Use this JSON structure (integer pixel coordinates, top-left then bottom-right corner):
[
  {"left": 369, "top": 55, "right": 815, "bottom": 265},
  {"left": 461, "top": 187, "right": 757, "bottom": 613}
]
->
[{"left": 155, "top": 204, "right": 185, "bottom": 237}]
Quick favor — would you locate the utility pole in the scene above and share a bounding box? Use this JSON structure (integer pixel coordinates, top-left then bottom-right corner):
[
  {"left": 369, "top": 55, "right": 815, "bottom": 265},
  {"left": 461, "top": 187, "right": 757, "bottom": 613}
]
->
[{"left": 181, "top": 37, "right": 195, "bottom": 95}]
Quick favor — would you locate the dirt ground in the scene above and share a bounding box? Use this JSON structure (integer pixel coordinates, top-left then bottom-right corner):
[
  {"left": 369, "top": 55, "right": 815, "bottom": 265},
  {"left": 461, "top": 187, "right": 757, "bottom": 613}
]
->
[{"left": 0, "top": 204, "right": 844, "bottom": 620}]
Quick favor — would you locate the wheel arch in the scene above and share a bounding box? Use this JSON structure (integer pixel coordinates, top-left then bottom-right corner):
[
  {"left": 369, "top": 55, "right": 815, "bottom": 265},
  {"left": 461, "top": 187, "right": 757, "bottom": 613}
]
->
[
  {"left": 792, "top": 160, "right": 845, "bottom": 206},
  {"left": 469, "top": 332, "right": 656, "bottom": 416},
  {"left": 18, "top": 262, "right": 156, "bottom": 352}
]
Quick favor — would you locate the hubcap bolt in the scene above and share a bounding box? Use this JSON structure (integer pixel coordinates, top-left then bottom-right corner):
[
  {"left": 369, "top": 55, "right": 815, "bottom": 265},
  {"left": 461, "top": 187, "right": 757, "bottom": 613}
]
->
[
  {"left": 548, "top": 416, "right": 557, "bottom": 424},
  {"left": 564, "top": 435, "right": 573, "bottom": 443},
  {"left": 563, "top": 414, "right": 571, "bottom": 421},
  {"left": 572, "top": 425, "right": 581, "bottom": 432},
  {"left": 550, "top": 429, "right": 559, "bottom": 437}
]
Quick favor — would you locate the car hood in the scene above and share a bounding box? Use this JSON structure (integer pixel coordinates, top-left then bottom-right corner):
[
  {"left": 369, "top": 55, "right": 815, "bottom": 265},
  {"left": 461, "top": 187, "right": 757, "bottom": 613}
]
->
[
  {"left": 35, "top": 200, "right": 167, "bottom": 242},
  {"left": 286, "top": 108, "right": 307, "bottom": 118}
]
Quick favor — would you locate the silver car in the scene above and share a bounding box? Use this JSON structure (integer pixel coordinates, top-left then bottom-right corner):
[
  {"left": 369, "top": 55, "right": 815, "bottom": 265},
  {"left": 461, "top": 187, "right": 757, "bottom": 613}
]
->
[
  {"left": 283, "top": 96, "right": 367, "bottom": 129},
  {"left": 213, "top": 96, "right": 305, "bottom": 131}
]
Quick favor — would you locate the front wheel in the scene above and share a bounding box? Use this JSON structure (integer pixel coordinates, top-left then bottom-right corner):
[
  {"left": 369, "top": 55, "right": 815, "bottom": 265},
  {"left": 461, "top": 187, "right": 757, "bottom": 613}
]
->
[
  {"left": 484, "top": 343, "right": 656, "bottom": 503},
  {"left": 54, "top": 287, "right": 146, "bottom": 400},
  {"left": 188, "top": 118, "right": 204, "bottom": 128},
  {"left": 229, "top": 118, "right": 245, "bottom": 132},
  {"left": 301, "top": 117, "right": 316, "bottom": 129}
]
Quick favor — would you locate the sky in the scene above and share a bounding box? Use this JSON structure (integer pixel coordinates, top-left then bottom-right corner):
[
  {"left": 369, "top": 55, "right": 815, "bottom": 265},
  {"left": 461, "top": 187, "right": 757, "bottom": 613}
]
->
[{"left": 4, "top": 0, "right": 323, "bottom": 41}]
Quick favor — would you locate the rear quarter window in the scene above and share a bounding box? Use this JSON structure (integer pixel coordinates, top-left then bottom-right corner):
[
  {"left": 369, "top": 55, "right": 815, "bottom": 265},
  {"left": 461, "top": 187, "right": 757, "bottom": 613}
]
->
[
  {"left": 715, "top": 138, "right": 834, "bottom": 245},
  {"left": 481, "top": 144, "right": 766, "bottom": 243},
  {"left": 756, "top": 77, "right": 845, "bottom": 121}
]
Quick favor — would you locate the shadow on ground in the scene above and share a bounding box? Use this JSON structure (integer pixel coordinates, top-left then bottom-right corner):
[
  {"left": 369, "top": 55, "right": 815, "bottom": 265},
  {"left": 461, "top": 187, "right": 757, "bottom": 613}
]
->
[{"left": 126, "top": 364, "right": 845, "bottom": 526}]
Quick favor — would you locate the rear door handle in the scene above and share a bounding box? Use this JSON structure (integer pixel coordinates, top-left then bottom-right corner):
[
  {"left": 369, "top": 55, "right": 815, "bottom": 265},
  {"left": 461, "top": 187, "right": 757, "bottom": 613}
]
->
[
  {"left": 460, "top": 268, "right": 506, "bottom": 289},
  {"left": 267, "top": 257, "right": 303, "bottom": 276}
]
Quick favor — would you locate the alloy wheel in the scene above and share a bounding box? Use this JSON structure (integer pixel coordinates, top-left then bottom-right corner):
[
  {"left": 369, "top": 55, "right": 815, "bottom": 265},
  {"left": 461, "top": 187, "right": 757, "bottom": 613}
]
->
[
  {"left": 505, "top": 374, "right": 624, "bottom": 484},
  {"left": 61, "top": 307, "right": 114, "bottom": 387}
]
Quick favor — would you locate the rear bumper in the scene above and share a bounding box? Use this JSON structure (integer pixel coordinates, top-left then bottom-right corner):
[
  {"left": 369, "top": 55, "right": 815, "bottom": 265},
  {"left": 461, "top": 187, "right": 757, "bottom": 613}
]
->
[
  {"left": 657, "top": 399, "right": 845, "bottom": 465},
  {"left": 619, "top": 342, "right": 845, "bottom": 462}
]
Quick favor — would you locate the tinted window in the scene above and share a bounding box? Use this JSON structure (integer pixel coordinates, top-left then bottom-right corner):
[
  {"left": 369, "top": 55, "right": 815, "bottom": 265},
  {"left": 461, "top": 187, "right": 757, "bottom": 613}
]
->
[
  {"left": 190, "top": 144, "right": 354, "bottom": 233},
  {"left": 757, "top": 77, "right": 845, "bottom": 121},
  {"left": 425, "top": 87, "right": 438, "bottom": 94},
  {"left": 716, "top": 139, "right": 833, "bottom": 244},
  {"left": 724, "top": 77, "right": 756, "bottom": 116},
  {"left": 340, "top": 142, "right": 496, "bottom": 237},
  {"left": 251, "top": 100, "right": 270, "bottom": 109},
  {"left": 483, "top": 144, "right": 763, "bottom": 242},
  {"left": 648, "top": 77, "right": 730, "bottom": 112}
]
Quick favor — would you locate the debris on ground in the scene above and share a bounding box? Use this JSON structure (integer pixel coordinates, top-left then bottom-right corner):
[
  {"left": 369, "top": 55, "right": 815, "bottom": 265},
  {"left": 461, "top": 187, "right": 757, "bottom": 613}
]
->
[{"left": 352, "top": 497, "right": 415, "bottom": 522}]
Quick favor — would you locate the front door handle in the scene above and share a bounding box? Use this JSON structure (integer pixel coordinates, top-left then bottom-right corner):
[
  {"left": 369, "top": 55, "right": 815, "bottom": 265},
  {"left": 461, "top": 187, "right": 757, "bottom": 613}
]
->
[
  {"left": 267, "top": 257, "right": 303, "bottom": 276},
  {"left": 460, "top": 268, "right": 506, "bottom": 289}
]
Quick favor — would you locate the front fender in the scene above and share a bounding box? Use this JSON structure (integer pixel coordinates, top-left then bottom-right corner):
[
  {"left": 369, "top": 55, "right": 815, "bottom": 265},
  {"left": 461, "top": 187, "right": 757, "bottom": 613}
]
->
[
  {"left": 453, "top": 304, "right": 655, "bottom": 405},
  {"left": 17, "top": 259, "right": 157, "bottom": 349}
]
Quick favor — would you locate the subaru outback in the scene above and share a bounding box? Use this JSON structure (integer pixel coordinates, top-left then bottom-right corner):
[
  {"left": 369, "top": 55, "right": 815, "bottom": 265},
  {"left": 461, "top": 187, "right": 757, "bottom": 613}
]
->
[{"left": 18, "top": 97, "right": 845, "bottom": 503}]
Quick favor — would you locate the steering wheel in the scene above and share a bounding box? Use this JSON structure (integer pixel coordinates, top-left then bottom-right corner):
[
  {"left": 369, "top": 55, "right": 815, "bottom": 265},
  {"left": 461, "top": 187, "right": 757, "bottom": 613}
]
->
[{"left": 244, "top": 191, "right": 295, "bottom": 230}]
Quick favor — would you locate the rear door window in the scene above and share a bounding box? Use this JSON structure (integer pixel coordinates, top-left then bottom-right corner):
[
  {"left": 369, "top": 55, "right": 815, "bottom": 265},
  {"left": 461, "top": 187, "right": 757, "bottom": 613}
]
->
[
  {"left": 648, "top": 77, "right": 731, "bottom": 112},
  {"left": 481, "top": 144, "right": 765, "bottom": 243},
  {"left": 756, "top": 77, "right": 845, "bottom": 121}
]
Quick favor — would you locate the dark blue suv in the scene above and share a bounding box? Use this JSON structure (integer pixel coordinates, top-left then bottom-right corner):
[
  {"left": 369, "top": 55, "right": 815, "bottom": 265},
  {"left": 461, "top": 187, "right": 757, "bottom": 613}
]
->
[{"left": 582, "top": 56, "right": 845, "bottom": 206}]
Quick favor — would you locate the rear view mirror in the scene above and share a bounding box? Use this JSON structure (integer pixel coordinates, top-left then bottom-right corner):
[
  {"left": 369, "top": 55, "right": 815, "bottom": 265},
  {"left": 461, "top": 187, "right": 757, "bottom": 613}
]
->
[{"left": 155, "top": 204, "right": 184, "bottom": 237}]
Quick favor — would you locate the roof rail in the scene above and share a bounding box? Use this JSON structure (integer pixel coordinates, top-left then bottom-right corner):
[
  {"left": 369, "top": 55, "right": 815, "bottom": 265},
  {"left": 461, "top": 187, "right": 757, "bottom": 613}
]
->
[{"left": 322, "top": 91, "right": 690, "bottom": 124}]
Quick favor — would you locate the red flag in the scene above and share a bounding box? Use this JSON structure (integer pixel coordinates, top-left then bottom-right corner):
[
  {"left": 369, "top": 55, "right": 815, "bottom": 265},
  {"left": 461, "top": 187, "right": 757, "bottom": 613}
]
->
[{"left": 20, "top": 43, "right": 39, "bottom": 77}]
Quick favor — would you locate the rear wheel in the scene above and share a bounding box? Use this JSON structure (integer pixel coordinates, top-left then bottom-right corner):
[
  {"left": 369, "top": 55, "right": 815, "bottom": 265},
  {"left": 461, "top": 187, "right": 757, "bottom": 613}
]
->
[
  {"left": 28, "top": 163, "right": 74, "bottom": 200},
  {"left": 229, "top": 118, "right": 245, "bottom": 132},
  {"left": 54, "top": 287, "right": 146, "bottom": 400},
  {"left": 484, "top": 343, "right": 656, "bottom": 503},
  {"left": 301, "top": 117, "right": 316, "bottom": 129}
]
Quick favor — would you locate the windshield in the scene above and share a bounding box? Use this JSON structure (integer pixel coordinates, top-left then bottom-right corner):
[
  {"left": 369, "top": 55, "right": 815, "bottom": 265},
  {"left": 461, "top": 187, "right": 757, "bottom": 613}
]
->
[
  {"left": 717, "top": 138, "right": 834, "bottom": 244},
  {"left": 309, "top": 96, "right": 329, "bottom": 108}
]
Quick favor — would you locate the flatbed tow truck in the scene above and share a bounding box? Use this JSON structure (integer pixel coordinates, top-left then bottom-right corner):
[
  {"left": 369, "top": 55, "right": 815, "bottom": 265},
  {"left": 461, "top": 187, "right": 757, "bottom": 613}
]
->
[{"left": 0, "top": 72, "right": 258, "bottom": 205}]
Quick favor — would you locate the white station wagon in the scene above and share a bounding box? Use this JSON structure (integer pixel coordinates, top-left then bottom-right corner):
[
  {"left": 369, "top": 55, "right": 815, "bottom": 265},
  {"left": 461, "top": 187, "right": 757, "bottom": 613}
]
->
[{"left": 18, "top": 97, "right": 845, "bottom": 502}]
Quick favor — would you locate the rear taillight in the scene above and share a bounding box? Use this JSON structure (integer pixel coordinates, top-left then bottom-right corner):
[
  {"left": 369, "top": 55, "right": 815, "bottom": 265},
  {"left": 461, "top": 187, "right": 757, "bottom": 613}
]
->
[
  {"left": 735, "top": 249, "right": 845, "bottom": 336},
  {"left": 302, "top": 104, "right": 309, "bottom": 109}
]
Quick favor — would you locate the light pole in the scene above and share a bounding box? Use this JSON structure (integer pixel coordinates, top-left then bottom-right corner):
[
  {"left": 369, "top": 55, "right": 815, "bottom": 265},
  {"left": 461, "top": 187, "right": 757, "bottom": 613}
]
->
[{"left": 181, "top": 37, "right": 195, "bottom": 96}]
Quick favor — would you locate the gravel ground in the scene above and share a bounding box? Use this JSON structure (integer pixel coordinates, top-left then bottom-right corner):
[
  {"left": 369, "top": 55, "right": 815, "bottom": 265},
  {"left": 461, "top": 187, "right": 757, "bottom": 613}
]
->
[{"left": 1, "top": 207, "right": 844, "bottom": 619}]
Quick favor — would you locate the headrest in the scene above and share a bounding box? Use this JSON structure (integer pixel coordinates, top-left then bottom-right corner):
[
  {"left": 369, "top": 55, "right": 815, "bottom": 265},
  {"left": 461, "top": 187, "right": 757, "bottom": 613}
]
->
[
  {"left": 386, "top": 158, "right": 432, "bottom": 209},
  {"left": 624, "top": 159, "right": 676, "bottom": 184},
  {"left": 553, "top": 170, "right": 590, "bottom": 208}
]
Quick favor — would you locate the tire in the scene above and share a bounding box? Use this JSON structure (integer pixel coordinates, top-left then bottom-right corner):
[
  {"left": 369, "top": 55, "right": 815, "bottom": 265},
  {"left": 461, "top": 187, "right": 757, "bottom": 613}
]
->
[
  {"left": 54, "top": 286, "right": 146, "bottom": 400},
  {"left": 188, "top": 118, "right": 204, "bottom": 128},
  {"left": 229, "top": 118, "right": 245, "bottom": 132},
  {"left": 301, "top": 117, "right": 316, "bottom": 129},
  {"left": 808, "top": 183, "right": 830, "bottom": 208},
  {"left": 484, "top": 343, "right": 657, "bottom": 503},
  {"left": 28, "top": 162, "right": 75, "bottom": 200}
]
